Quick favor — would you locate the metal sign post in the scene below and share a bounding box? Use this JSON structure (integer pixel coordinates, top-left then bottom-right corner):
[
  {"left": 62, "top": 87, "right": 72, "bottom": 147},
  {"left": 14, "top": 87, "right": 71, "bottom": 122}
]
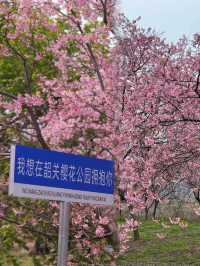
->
[{"left": 57, "top": 202, "right": 71, "bottom": 266}]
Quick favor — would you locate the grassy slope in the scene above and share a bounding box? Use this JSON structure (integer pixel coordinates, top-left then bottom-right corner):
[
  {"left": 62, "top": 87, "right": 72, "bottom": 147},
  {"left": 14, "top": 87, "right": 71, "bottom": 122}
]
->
[{"left": 117, "top": 220, "right": 200, "bottom": 265}]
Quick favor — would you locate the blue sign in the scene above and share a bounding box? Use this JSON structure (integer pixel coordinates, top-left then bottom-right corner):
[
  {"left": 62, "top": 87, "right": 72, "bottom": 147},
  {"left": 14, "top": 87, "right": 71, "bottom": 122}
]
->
[{"left": 9, "top": 145, "right": 114, "bottom": 205}]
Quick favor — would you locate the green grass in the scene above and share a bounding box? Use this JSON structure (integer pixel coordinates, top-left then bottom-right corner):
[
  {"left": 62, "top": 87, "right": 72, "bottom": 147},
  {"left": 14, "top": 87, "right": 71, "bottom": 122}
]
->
[
  {"left": 20, "top": 257, "right": 33, "bottom": 266},
  {"left": 117, "top": 219, "right": 200, "bottom": 265}
]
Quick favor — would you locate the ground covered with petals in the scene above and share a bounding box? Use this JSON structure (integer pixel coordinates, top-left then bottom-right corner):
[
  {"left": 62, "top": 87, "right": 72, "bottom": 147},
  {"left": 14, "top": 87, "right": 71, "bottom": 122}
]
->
[{"left": 117, "top": 219, "right": 200, "bottom": 266}]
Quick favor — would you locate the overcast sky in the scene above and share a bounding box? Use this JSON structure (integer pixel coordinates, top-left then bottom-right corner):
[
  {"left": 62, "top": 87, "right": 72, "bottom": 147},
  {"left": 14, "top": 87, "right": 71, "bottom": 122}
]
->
[{"left": 121, "top": 0, "right": 200, "bottom": 42}]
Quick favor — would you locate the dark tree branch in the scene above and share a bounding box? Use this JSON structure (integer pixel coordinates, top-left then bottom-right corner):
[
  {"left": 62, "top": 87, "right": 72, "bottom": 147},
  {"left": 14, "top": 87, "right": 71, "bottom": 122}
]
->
[
  {"left": 123, "top": 147, "right": 132, "bottom": 160},
  {"left": 0, "top": 90, "right": 49, "bottom": 149},
  {"left": 86, "top": 42, "right": 105, "bottom": 91},
  {"left": 121, "top": 85, "right": 126, "bottom": 113},
  {"left": 67, "top": 14, "right": 106, "bottom": 91},
  {"left": 54, "top": 6, "right": 106, "bottom": 91},
  {"left": 194, "top": 70, "right": 200, "bottom": 97},
  {"left": 26, "top": 106, "right": 49, "bottom": 149},
  {"left": 100, "top": 0, "right": 108, "bottom": 25},
  {"left": 0, "top": 216, "right": 57, "bottom": 240},
  {"left": 0, "top": 91, "right": 17, "bottom": 100},
  {"left": 160, "top": 117, "right": 200, "bottom": 126}
]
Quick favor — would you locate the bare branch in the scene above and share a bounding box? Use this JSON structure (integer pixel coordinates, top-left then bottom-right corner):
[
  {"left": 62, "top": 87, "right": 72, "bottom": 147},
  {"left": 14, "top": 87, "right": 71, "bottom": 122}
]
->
[
  {"left": 194, "top": 70, "right": 200, "bottom": 97},
  {"left": 0, "top": 216, "right": 57, "bottom": 240},
  {"left": 100, "top": 0, "right": 108, "bottom": 25}
]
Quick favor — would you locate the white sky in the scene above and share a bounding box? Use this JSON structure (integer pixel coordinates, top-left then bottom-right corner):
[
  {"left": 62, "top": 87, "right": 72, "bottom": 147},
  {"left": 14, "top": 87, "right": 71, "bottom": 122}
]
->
[{"left": 121, "top": 0, "right": 200, "bottom": 42}]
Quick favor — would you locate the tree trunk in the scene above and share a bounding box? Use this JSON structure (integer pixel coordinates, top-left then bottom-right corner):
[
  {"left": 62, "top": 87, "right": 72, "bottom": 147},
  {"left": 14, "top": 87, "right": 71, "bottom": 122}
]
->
[
  {"left": 106, "top": 208, "right": 120, "bottom": 252},
  {"left": 133, "top": 228, "right": 140, "bottom": 241},
  {"left": 193, "top": 190, "right": 200, "bottom": 205},
  {"left": 153, "top": 199, "right": 159, "bottom": 219},
  {"left": 145, "top": 206, "right": 148, "bottom": 220}
]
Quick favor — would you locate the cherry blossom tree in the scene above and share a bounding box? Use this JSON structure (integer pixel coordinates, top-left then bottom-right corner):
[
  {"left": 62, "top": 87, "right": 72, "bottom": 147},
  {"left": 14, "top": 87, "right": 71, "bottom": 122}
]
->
[
  {"left": 115, "top": 17, "right": 200, "bottom": 222},
  {"left": 0, "top": 0, "right": 123, "bottom": 264}
]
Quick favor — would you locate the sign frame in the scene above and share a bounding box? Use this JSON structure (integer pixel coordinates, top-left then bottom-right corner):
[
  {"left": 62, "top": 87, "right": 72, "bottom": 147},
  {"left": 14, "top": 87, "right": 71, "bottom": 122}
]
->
[{"left": 9, "top": 144, "right": 114, "bottom": 206}]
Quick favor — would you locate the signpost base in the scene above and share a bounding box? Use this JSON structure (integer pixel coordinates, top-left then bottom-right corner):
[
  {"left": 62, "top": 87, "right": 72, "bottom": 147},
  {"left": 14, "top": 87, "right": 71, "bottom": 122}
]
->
[{"left": 57, "top": 202, "right": 71, "bottom": 266}]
